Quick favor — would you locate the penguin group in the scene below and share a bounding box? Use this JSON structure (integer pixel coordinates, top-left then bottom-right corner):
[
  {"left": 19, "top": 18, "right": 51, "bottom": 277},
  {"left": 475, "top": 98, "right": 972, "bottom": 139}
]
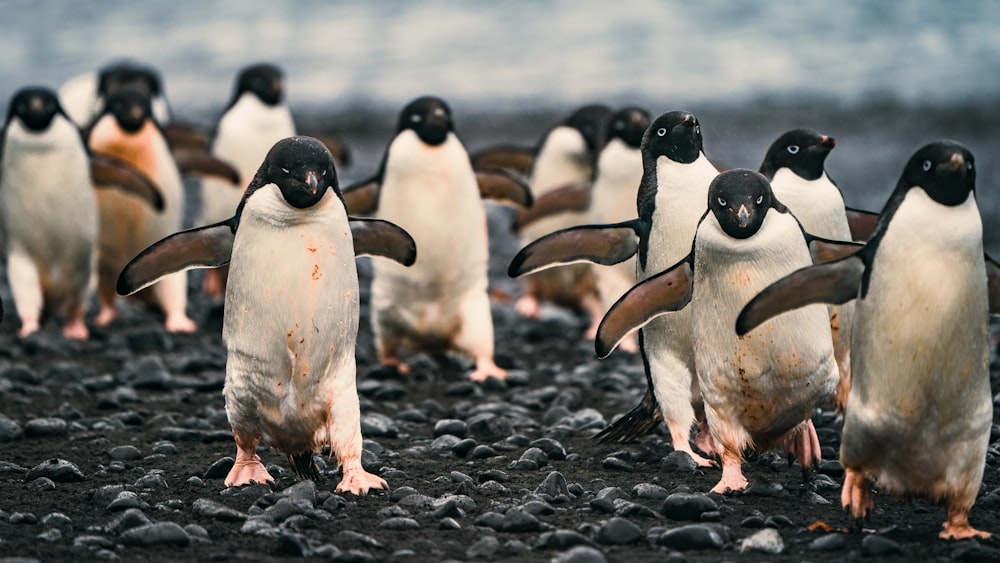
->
[{"left": 2, "top": 59, "right": 998, "bottom": 541}]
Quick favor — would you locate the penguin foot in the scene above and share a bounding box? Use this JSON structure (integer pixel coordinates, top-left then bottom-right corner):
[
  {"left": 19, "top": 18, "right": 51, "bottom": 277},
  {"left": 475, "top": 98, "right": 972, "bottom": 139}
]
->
[
  {"left": 62, "top": 318, "right": 89, "bottom": 340},
  {"left": 224, "top": 455, "right": 274, "bottom": 487},
  {"left": 710, "top": 455, "right": 748, "bottom": 494},
  {"left": 840, "top": 468, "right": 874, "bottom": 521},
  {"left": 165, "top": 314, "right": 197, "bottom": 333},
  {"left": 469, "top": 358, "right": 507, "bottom": 382},
  {"left": 584, "top": 316, "right": 600, "bottom": 341},
  {"left": 940, "top": 507, "right": 991, "bottom": 540},
  {"left": 94, "top": 306, "right": 118, "bottom": 328},
  {"left": 784, "top": 419, "right": 822, "bottom": 471},
  {"left": 379, "top": 358, "right": 411, "bottom": 376},
  {"left": 336, "top": 465, "right": 388, "bottom": 496},
  {"left": 202, "top": 269, "right": 227, "bottom": 299},
  {"left": 514, "top": 295, "right": 541, "bottom": 318},
  {"left": 17, "top": 319, "right": 40, "bottom": 339},
  {"left": 694, "top": 420, "right": 718, "bottom": 459}
]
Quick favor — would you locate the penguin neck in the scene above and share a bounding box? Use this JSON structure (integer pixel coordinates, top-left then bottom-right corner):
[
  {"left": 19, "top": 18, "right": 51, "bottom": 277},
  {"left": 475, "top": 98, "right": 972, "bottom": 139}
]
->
[
  {"left": 242, "top": 184, "right": 341, "bottom": 229},
  {"left": 89, "top": 117, "right": 165, "bottom": 181},
  {"left": 221, "top": 93, "right": 294, "bottom": 133},
  {"left": 5, "top": 116, "right": 81, "bottom": 152}
]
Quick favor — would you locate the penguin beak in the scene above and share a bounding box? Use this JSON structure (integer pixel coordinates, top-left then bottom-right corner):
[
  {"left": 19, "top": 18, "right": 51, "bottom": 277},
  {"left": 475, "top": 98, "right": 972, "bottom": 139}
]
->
[
  {"left": 820, "top": 136, "right": 836, "bottom": 150},
  {"left": 303, "top": 169, "right": 321, "bottom": 193},
  {"left": 682, "top": 115, "right": 696, "bottom": 128},
  {"left": 944, "top": 152, "right": 966, "bottom": 172},
  {"left": 736, "top": 204, "right": 750, "bottom": 228}
]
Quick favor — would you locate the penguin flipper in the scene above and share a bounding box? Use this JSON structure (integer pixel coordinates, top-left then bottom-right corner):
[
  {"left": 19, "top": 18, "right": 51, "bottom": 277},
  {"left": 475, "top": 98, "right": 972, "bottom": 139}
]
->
[
  {"left": 845, "top": 207, "right": 879, "bottom": 242},
  {"left": 595, "top": 386, "right": 663, "bottom": 443},
  {"left": 117, "top": 221, "right": 235, "bottom": 296},
  {"left": 736, "top": 255, "right": 865, "bottom": 336},
  {"left": 350, "top": 217, "right": 417, "bottom": 266},
  {"left": 508, "top": 220, "right": 641, "bottom": 277},
  {"left": 987, "top": 253, "right": 1000, "bottom": 315},
  {"left": 173, "top": 149, "right": 241, "bottom": 185},
  {"left": 469, "top": 144, "right": 535, "bottom": 176},
  {"left": 475, "top": 168, "right": 533, "bottom": 207},
  {"left": 513, "top": 182, "right": 590, "bottom": 231},
  {"left": 90, "top": 153, "right": 165, "bottom": 211},
  {"left": 807, "top": 235, "right": 864, "bottom": 264},
  {"left": 341, "top": 177, "right": 380, "bottom": 215},
  {"left": 596, "top": 259, "right": 693, "bottom": 359},
  {"left": 162, "top": 121, "right": 210, "bottom": 151}
]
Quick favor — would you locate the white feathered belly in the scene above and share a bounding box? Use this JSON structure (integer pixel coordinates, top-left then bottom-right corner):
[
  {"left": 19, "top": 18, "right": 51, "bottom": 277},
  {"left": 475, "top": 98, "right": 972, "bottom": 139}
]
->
[{"left": 223, "top": 194, "right": 359, "bottom": 453}]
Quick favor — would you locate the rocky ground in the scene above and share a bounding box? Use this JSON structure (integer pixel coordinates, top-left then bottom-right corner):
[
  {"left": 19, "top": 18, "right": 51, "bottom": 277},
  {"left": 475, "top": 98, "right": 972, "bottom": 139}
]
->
[{"left": 1, "top": 101, "right": 1000, "bottom": 562}]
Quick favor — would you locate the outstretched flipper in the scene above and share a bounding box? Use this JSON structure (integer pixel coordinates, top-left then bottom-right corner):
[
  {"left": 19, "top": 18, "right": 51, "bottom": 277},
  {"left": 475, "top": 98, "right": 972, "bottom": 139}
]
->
[
  {"left": 470, "top": 144, "right": 535, "bottom": 176},
  {"left": 736, "top": 254, "right": 866, "bottom": 336},
  {"left": 350, "top": 217, "right": 417, "bottom": 266},
  {"left": 513, "top": 182, "right": 590, "bottom": 231},
  {"left": 808, "top": 236, "right": 864, "bottom": 265},
  {"left": 475, "top": 168, "right": 533, "bottom": 207},
  {"left": 162, "top": 121, "right": 210, "bottom": 152},
  {"left": 341, "top": 176, "right": 380, "bottom": 216},
  {"left": 845, "top": 207, "right": 879, "bottom": 242},
  {"left": 987, "top": 254, "right": 1000, "bottom": 315},
  {"left": 596, "top": 259, "right": 694, "bottom": 359},
  {"left": 117, "top": 220, "right": 235, "bottom": 296},
  {"left": 508, "top": 220, "right": 642, "bottom": 278},
  {"left": 90, "top": 153, "right": 165, "bottom": 211},
  {"left": 173, "top": 149, "right": 241, "bottom": 185}
]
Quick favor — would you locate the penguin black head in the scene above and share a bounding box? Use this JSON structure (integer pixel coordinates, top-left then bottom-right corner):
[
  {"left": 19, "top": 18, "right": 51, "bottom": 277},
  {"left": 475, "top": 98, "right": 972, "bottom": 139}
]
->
[
  {"left": 7, "top": 87, "right": 65, "bottom": 132},
  {"left": 642, "top": 111, "right": 704, "bottom": 164},
  {"left": 98, "top": 60, "right": 163, "bottom": 100},
  {"left": 102, "top": 88, "right": 153, "bottom": 134},
  {"left": 234, "top": 63, "right": 284, "bottom": 107},
  {"left": 605, "top": 106, "right": 650, "bottom": 149},
  {"left": 709, "top": 169, "right": 783, "bottom": 239},
  {"left": 759, "top": 128, "right": 835, "bottom": 181},
  {"left": 397, "top": 96, "right": 453, "bottom": 146},
  {"left": 257, "top": 136, "right": 338, "bottom": 209},
  {"left": 563, "top": 104, "right": 612, "bottom": 154},
  {"left": 900, "top": 140, "right": 975, "bottom": 207}
]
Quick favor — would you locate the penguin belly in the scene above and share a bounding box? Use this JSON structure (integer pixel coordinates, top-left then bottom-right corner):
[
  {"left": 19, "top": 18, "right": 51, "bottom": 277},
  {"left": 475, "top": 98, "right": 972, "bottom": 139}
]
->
[
  {"left": 693, "top": 212, "right": 838, "bottom": 455},
  {"left": 841, "top": 191, "right": 991, "bottom": 505},
  {"left": 223, "top": 187, "right": 360, "bottom": 454}
]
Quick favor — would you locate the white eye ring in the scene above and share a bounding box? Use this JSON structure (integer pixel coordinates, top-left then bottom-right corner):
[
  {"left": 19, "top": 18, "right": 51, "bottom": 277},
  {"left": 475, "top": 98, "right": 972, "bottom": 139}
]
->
[
  {"left": 787, "top": 145, "right": 799, "bottom": 154},
  {"left": 694, "top": 125, "right": 701, "bottom": 135},
  {"left": 321, "top": 169, "right": 327, "bottom": 176},
  {"left": 967, "top": 161, "right": 973, "bottom": 171},
  {"left": 922, "top": 160, "right": 932, "bottom": 172},
  {"left": 411, "top": 114, "right": 422, "bottom": 123},
  {"left": 756, "top": 195, "right": 763, "bottom": 204},
  {"left": 717, "top": 197, "right": 726, "bottom": 206},
  {"left": 281, "top": 167, "right": 290, "bottom": 174},
  {"left": 657, "top": 127, "right": 667, "bottom": 137}
]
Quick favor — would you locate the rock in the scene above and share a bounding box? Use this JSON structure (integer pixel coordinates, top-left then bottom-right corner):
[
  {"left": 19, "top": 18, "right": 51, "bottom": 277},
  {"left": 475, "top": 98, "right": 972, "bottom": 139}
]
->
[
  {"left": 739, "top": 528, "right": 784, "bottom": 554},
  {"left": 657, "top": 524, "right": 726, "bottom": 550},
  {"left": 439, "top": 517, "right": 461, "bottom": 530},
  {"left": 107, "top": 508, "right": 152, "bottom": 534},
  {"left": 808, "top": 533, "right": 846, "bottom": 551},
  {"left": 122, "top": 356, "right": 174, "bottom": 389},
  {"left": 192, "top": 499, "right": 248, "bottom": 522},
  {"left": 32, "top": 477, "right": 56, "bottom": 491},
  {"left": 380, "top": 517, "right": 420, "bottom": 530},
  {"left": 589, "top": 497, "right": 615, "bottom": 514},
  {"left": 529, "top": 438, "right": 567, "bottom": 460},
  {"left": 203, "top": 457, "right": 235, "bottom": 479},
  {"left": 764, "top": 515, "right": 793, "bottom": 528},
  {"left": 660, "top": 451, "right": 699, "bottom": 472},
  {"left": 0, "top": 414, "right": 23, "bottom": 441},
  {"left": 433, "top": 419, "right": 468, "bottom": 438},
  {"left": 502, "top": 507, "right": 543, "bottom": 533},
  {"left": 552, "top": 546, "right": 609, "bottom": 563},
  {"left": 451, "top": 438, "right": 478, "bottom": 457},
  {"left": 109, "top": 445, "right": 142, "bottom": 461},
  {"left": 107, "top": 491, "right": 144, "bottom": 512},
  {"left": 23, "top": 417, "right": 68, "bottom": 438},
  {"left": 9, "top": 512, "right": 38, "bottom": 525},
  {"left": 744, "top": 480, "right": 784, "bottom": 497},
  {"left": 539, "top": 529, "right": 596, "bottom": 549},
  {"left": 535, "top": 471, "right": 570, "bottom": 499},
  {"left": 861, "top": 535, "right": 902, "bottom": 557},
  {"left": 430, "top": 434, "right": 462, "bottom": 451},
  {"left": 469, "top": 445, "right": 498, "bottom": 458},
  {"left": 41, "top": 513, "right": 71, "bottom": 527},
  {"left": 467, "top": 413, "right": 513, "bottom": 440},
  {"left": 275, "top": 532, "right": 311, "bottom": 556},
  {"left": 466, "top": 536, "right": 500, "bottom": 559},
  {"left": 601, "top": 456, "right": 633, "bottom": 471},
  {"left": 662, "top": 493, "right": 718, "bottom": 521},
  {"left": 475, "top": 511, "right": 504, "bottom": 530},
  {"left": 361, "top": 413, "right": 398, "bottom": 438},
  {"left": 120, "top": 522, "right": 191, "bottom": 547},
  {"left": 633, "top": 483, "right": 669, "bottom": 500},
  {"left": 597, "top": 517, "right": 642, "bottom": 545}
]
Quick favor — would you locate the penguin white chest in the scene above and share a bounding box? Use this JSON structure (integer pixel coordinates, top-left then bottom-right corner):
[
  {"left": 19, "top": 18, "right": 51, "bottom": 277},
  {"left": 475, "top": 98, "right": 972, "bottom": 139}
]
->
[
  {"left": 643, "top": 155, "right": 718, "bottom": 277},
  {"left": 770, "top": 169, "right": 850, "bottom": 241}
]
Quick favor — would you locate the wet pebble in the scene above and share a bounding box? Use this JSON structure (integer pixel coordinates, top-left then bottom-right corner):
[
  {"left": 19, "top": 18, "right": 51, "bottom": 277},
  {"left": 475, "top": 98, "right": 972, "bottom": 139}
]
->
[
  {"left": 119, "top": 522, "right": 190, "bottom": 547},
  {"left": 122, "top": 356, "right": 174, "bottom": 390},
  {"left": 23, "top": 417, "right": 68, "bottom": 438},
  {"left": 380, "top": 516, "right": 420, "bottom": 530},
  {"left": 466, "top": 536, "right": 500, "bottom": 559},
  {"left": 503, "top": 507, "right": 543, "bottom": 533},
  {"left": 41, "top": 513, "right": 71, "bottom": 527},
  {"left": 552, "top": 545, "right": 608, "bottom": 563},
  {"left": 361, "top": 413, "right": 398, "bottom": 438},
  {"left": 657, "top": 524, "right": 727, "bottom": 550},
  {"left": 530, "top": 437, "right": 567, "bottom": 460},
  {"left": 433, "top": 419, "right": 467, "bottom": 438},
  {"left": 739, "top": 528, "right": 784, "bottom": 554},
  {"left": 764, "top": 515, "right": 794, "bottom": 528},
  {"left": 601, "top": 456, "right": 633, "bottom": 471},
  {"left": 597, "top": 517, "right": 642, "bottom": 545},
  {"left": 662, "top": 493, "right": 718, "bottom": 521},
  {"left": 9, "top": 512, "right": 38, "bottom": 525},
  {"left": 539, "top": 529, "right": 595, "bottom": 549},
  {"left": 439, "top": 517, "right": 461, "bottom": 530},
  {"left": 470, "top": 445, "right": 498, "bottom": 459},
  {"left": 808, "top": 533, "right": 846, "bottom": 551},
  {"left": 861, "top": 534, "right": 902, "bottom": 556},
  {"left": 467, "top": 413, "right": 513, "bottom": 440},
  {"left": 0, "top": 413, "right": 23, "bottom": 441},
  {"left": 475, "top": 511, "right": 504, "bottom": 530},
  {"left": 108, "top": 508, "right": 152, "bottom": 534},
  {"left": 203, "top": 457, "right": 234, "bottom": 479},
  {"left": 33, "top": 477, "right": 56, "bottom": 491},
  {"left": 451, "top": 438, "right": 477, "bottom": 457},
  {"left": 430, "top": 434, "right": 462, "bottom": 451},
  {"left": 26, "top": 458, "right": 85, "bottom": 483},
  {"left": 633, "top": 483, "right": 669, "bottom": 500},
  {"left": 192, "top": 498, "right": 247, "bottom": 522},
  {"left": 107, "top": 491, "right": 144, "bottom": 512}
]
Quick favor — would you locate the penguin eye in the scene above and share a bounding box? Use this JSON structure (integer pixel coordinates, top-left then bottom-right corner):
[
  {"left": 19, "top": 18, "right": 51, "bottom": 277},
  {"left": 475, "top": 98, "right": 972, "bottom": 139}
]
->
[
  {"left": 410, "top": 114, "right": 422, "bottom": 123},
  {"left": 717, "top": 197, "right": 726, "bottom": 206},
  {"left": 756, "top": 195, "right": 763, "bottom": 204},
  {"left": 657, "top": 127, "right": 667, "bottom": 137},
  {"left": 967, "top": 161, "right": 974, "bottom": 171},
  {"left": 787, "top": 145, "right": 800, "bottom": 154},
  {"left": 694, "top": 125, "right": 701, "bottom": 135},
  {"left": 922, "top": 160, "right": 932, "bottom": 172}
]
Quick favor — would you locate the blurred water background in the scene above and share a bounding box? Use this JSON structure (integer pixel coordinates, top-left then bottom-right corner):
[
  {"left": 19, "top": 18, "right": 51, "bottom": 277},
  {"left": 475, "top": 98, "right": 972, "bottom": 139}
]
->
[{"left": 1, "top": 0, "right": 998, "bottom": 249}]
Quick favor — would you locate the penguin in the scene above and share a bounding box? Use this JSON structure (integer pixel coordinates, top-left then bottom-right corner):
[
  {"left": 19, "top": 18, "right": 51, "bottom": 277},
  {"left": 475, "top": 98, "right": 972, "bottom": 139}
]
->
[
  {"left": 196, "top": 63, "right": 298, "bottom": 298},
  {"left": 509, "top": 111, "right": 720, "bottom": 465},
  {"left": 341, "top": 96, "right": 531, "bottom": 382},
  {"left": 584, "top": 107, "right": 650, "bottom": 352},
  {"left": 0, "top": 86, "right": 163, "bottom": 339},
  {"left": 117, "top": 136, "right": 415, "bottom": 494},
  {"left": 513, "top": 105, "right": 610, "bottom": 324},
  {"left": 88, "top": 87, "right": 196, "bottom": 332},
  {"left": 597, "top": 169, "right": 840, "bottom": 493},
  {"left": 759, "top": 129, "right": 856, "bottom": 410},
  {"left": 737, "top": 141, "right": 1000, "bottom": 539}
]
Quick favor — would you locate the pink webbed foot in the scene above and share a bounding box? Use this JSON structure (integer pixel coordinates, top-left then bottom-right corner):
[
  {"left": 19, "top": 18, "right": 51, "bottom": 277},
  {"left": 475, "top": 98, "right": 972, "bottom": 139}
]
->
[
  {"left": 940, "top": 505, "right": 991, "bottom": 540},
  {"left": 469, "top": 357, "right": 507, "bottom": 382},
  {"left": 336, "top": 464, "right": 388, "bottom": 496},
  {"left": 165, "top": 313, "right": 197, "bottom": 334},
  {"left": 784, "top": 419, "right": 822, "bottom": 475},
  {"left": 224, "top": 442, "right": 274, "bottom": 487},
  {"left": 94, "top": 305, "right": 117, "bottom": 328},
  {"left": 840, "top": 467, "right": 874, "bottom": 526},
  {"left": 62, "top": 316, "right": 89, "bottom": 340},
  {"left": 202, "top": 269, "right": 227, "bottom": 300},
  {"left": 514, "top": 295, "right": 541, "bottom": 318},
  {"left": 710, "top": 454, "right": 748, "bottom": 494},
  {"left": 17, "top": 318, "right": 40, "bottom": 339}
]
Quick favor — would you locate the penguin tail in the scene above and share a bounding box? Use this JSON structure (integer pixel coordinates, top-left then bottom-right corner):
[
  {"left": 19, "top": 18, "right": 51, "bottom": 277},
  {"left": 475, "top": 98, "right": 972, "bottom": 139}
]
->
[
  {"left": 595, "top": 388, "right": 663, "bottom": 443},
  {"left": 287, "top": 452, "right": 320, "bottom": 481}
]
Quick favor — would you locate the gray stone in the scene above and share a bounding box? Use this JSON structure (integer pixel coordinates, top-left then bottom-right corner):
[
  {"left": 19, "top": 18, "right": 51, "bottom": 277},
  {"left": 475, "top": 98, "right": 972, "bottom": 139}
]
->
[
  {"left": 123, "top": 356, "right": 174, "bottom": 389},
  {"left": 275, "top": 532, "right": 311, "bottom": 556},
  {"left": 439, "top": 517, "right": 461, "bottom": 530},
  {"left": 466, "top": 536, "right": 500, "bottom": 559},
  {"left": 23, "top": 418, "right": 68, "bottom": 438},
  {"left": 109, "top": 446, "right": 142, "bottom": 461},
  {"left": 108, "top": 508, "right": 152, "bottom": 534},
  {"left": 380, "top": 517, "right": 420, "bottom": 530},
  {"left": 467, "top": 413, "right": 513, "bottom": 440},
  {"left": 539, "top": 529, "right": 596, "bottom": 549},
  {"left": 240, "top": 516, "right": 279, "bottom": 537},
  {"left": 657, "top": 524, "right": 726, "bottom": 550},
  {"left": 430, "top": 434, "right": 462, "bottom": 451},
  {"left": 203, "top": 456, "right": 235, "bottom": 479},
  {"left": 536, "top": 470, "right": 570, "bottom": 498},
  {"left": 739, "top": 528, "right": 784, "bottom": 554},
  {"left": 808, "top": 533, "right": 846, "bottom": 551},
  {"left": 119, "top": 522, "right": 191, "bottom": 547},
  {"left": 502, "top": 507, "right": 543, "bottom": 533},
  {"left": 552, "top": 546, "right": 608, "bottom": 563},
  {"left": 192, "top": 498, "right": 248, "bottom": 522},
  {"left": 0, "top": 414, "right": 23, "bottom": 441},
  {"left": 633, "top": 483, "right": 669, "bottom": 500},
  {"left": 107, "top": 491, "right": 144, "bottom": 512},
  {"left": 662, "top": 493, "right": 718, "bottom": 521},
  {"left": 361, "top": 413, "right": 398, "bottom": 438},
  {"left": 433, "top": 419, "right": 468, "bottom": 438},
  {"left": 660, "top": 451, "right": 699, "bottom": 472},
  {"left": 389, "top": 486, "right": 419, "bottom": 502},
  {"left": 601, "top": 456, "right": 633, "bottom": 471},
  {"left": 529, "top": 438, "right": 567, "bottom": 460},
  {"left": 8, "top": 512, "right": 38, "bottom": 525},
  {"left": 861, "top": 534, "right": 902, "bottom": 556},
  {"left": 597, "top": 517, "right": 642, "bottom": 545},
  {"left": 475, "top": 511, "right": 505, "bottom": 530},
  {"left": 41, "top": 513, "right": 71, "bottom": 527}
]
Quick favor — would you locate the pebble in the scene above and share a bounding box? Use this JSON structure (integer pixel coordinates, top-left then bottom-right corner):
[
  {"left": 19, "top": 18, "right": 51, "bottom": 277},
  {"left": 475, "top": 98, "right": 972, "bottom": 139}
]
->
[
  {"left": 552, "top": 546, "right": 608, "bottom": 563},
  {"left": 119, "top": 522, "right": 191, "bottom": 547},
  {"left": 502, "top": 507, "right": 543, "bottom": 533},
  {"left": 466, "top": 536, "right": 500, "bottom": 559},
  {"left": 0, "top": 413, "right": 23, "bottom": 441},
  {"left": 467, "top": 413, "right": 513, "bottom": 440},
  {"left": 37, "top": 528, "right": 62, "bottom": 542},
  {"left": 451, "top": 438, "right": 478, "bottom": 457},
  {"left": 122, "top": 356, "right": 174, "bottom": 390},
  {"left": 475, "top": 511, "right": 504, "bottom": 530},
  {"left": 764, "top": 515, "right": 794, "bottom": 528},
  {"left": 192, "top": 498, "right": 248, "bottom": 522},
  {"left": 601, "top": 456, "right": 633, "bottom": 471},
  {"left": 662, "top": 493, "right": 718, "bottom": 521},
  {"left": 107, "top": 491, "right": 144, "bottom": 512},
  {"left": 41, "top": 513, "right": 71, "bottom": 527},
  {"left": 275, "top": 532, "right": 311, "bottom": 556},
  {"left": 597, "top": 517, "right": 642, "bottom": 545},
  {"left": 439, "top": 517, "right": 461, "bottom": 530},
  {"left": 380, "top": 517, "right": 420, "bottom": 530},
  {"left": 108, "top": 508, "right": 152, "bottom": 534},
  {"left": 469, "top": 445, "right": 498, "bottom": 459},
  {"left": 739, "top": 528, "right": 784, "bottom": 554},
  {"left": 433, "top": 419, "right": 468, "bottom": 438},
  {"left": 361, "top": 413, "right": 398, "bottom": 438},
  {"left": 540, "top": 529, "right": 596, "bottom": 549},
  {"left": 536, "top": 471, "right": 570, "bottom": 498},
  {"left": 23, "top": 417, "right": 68, "bottom": 438},
  {"left": 522, "top": 500, "right": 554, "bottom": 516},
  {"left": 24, "top": 458, "right": 85, "bottom": 484},
  {"left": 430, "top": 434, "right": 462, "bottom": 451},
  {"left": 32, "top": 477, "right": 56, "bottom": 491},
  {"left": 203, "top": 457, "right": 235, "bottom": 479},
  {"left": 633, "top": 483, "right": 669, "bottom": 500},
  {"left": 861, "top": 534, "right": 902, "bottom": 556},
  {"left": 657, "top": 524, "right": 727, "bottom": 550},
  {"left": 808, "top": 533, "right": 846, "bottom": 551},
  {"left": 529, "top": 438, "right": 567, "bottom": 460},
  {"left": 9, "top": 512, "right": 38, "bottom": 525}
]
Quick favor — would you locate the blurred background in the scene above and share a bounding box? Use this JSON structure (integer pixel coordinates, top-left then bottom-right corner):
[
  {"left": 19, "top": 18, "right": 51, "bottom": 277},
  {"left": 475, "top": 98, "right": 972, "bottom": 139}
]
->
[{"left": 1, "top": 0, "right": 998, "bottom": 248}]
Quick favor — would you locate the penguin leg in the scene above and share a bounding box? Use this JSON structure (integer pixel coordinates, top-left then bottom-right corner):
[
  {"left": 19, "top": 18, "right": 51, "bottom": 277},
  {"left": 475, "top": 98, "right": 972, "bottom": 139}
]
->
[
  {"left": 514, "top": 279, "right": 542, "bottom": 318},
  {"left": 830, "top": 304, "right": 853, "bottom": 413},
  {"left": 202, "top": 265, "right": 229, "bottom": 300},
  {"left": 704, "top": 404, "right": 750, "bottom": 493},
  {"left": 694, "top": 418, "right": 718, "bottom": 459},
  {"left": 840, "top": 467, "right": 874, "bottom": 529},
  {"left": 783, "top": 419, "right": 822, "bottom": 480},
  {"left": 711, "top": 451, "right": 749, "bottom": 494},
  {"left": 453, "top": 287, "right": 506, "bottom": 382},
  {"left": 225, "top": 433, "right": 274, "bottom": 487},
  {"left": 649, "top": 352, "right": 714, "bottom": 467},
  {"left": 581, "top": 291, "right": 605, "bottom": 341},
  {"left": 152, "top": 271, "right": 196, "bottom": 333},
  {"left": 7, "top": 249, "right": 43, "bottom": 338},
  {"left": 328, "top": 366, "right": 387, "bottom": 496},
  {"left": 940, "top": 502, "right": 991, "bottom": 540},
  {"left": 62, "top": 308, "right": 89, "bottom": 341},
  {"left": 371, "top": 311, "right": 411, "bottom": 375}
]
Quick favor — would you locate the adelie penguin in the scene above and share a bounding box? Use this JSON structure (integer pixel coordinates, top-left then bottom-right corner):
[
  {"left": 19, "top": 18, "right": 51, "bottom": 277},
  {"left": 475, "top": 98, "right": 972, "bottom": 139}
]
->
[
  {"left": 117, "top": 136, "right": 416, "bottom": 494},
  {"left": 738, "top": 140, "right": 1000, "bottom": 539},
  {"left": 0, "top": 86, "right": 163, "bottom": 339},
  {"left": 509, "top": 111, "right": 719, "bottom": 465},
  {"left": 596, "top": 169, "right": 842, "bottom": 493},
  {"left": 341, "top": 96, "right": 532, "bottom": 382}
]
